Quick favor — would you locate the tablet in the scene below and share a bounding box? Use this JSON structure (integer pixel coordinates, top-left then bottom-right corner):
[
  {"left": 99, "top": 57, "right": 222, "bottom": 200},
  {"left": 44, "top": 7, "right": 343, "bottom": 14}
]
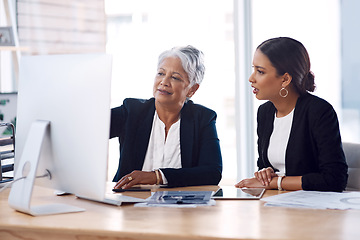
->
[{"left": 212, "top": 186, "right": 265, "bottom": 200}]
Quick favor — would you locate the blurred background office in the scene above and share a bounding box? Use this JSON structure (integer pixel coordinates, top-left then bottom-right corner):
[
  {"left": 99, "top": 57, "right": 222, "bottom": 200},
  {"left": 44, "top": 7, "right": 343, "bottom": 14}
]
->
[{"left": 0, "top": 0, "right": 359, "bottom": 185}]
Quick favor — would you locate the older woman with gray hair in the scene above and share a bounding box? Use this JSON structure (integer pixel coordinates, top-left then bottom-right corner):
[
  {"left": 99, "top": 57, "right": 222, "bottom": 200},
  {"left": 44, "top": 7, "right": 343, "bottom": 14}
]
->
[{"left": 112, "top": 45, "right": 222, "bottom": 189}]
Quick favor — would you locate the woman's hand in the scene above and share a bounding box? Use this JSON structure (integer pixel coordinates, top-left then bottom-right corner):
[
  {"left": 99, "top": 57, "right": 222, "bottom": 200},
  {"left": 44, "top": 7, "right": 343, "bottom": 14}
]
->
[
  {"left": 113, "top": 170, "right": 157, "bottom": 189},
  {"left": 254, "top": 167, "right": 277, "bottom": 186},
  {"left": 235, "top": 177, "right": 270, "bottom": 189}
]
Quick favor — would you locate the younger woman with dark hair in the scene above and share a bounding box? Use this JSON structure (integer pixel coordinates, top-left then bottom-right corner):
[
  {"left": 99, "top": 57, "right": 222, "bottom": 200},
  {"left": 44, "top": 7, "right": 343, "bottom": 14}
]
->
[{"left": 236, "top": 37, "right": 348, "bottom": 192}]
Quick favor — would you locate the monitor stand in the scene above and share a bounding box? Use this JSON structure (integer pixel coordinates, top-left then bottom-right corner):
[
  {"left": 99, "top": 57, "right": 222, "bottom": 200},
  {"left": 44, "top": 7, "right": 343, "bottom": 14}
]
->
[{"left": 8, "top": 120, "right": 85, "bottom": 216}]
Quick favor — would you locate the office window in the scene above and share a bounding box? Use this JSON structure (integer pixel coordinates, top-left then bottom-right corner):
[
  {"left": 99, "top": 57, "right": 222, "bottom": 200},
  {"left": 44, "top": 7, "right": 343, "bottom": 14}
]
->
[
  {"left": 251, "top": 0, "right": 357, "bottom": 142},
  {"left": 250, "top": 0, "right": 360, "bottom": 177},
  {"left": 17, "top": 0, "right": 106, "bottom": 55},
  {"left": 105, "top": 0, "right": 238, "bottom": 184},
  {"left": 341, "top": 0, "right": 360, "bottom": 144},
  {"left": 251, "top": 0, "right": 342, "bottom": 113},
  {"left": 0, "top": 1, "right": 15, "bottom": 92},
  {"left": 1, "top": 0, "right": 107, "bottom": 92}
]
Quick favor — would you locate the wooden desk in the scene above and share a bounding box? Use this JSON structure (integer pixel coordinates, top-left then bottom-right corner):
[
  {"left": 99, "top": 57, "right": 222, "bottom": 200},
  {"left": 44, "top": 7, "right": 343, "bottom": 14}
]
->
[{"left": 1, "top": 185, "right": 360, "bottom": 240}]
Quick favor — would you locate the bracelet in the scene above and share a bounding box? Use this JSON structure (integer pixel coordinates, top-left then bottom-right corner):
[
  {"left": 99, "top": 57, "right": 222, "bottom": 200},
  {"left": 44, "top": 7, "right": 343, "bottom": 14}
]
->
[
  {"left": 277, "top": 175, "right": 284, "bottom": 191},
  {"left": 155, "top": 169, "right": 160, "bottom": 185}
]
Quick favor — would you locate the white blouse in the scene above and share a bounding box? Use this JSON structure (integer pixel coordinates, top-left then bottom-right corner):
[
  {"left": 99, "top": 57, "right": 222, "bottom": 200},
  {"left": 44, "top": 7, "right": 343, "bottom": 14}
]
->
[
  {"left": 142, "top": 111, "right": 182, "bottom": 184},
  {"left": 268, "top": 109, "right": 294, "bottom": 175}
]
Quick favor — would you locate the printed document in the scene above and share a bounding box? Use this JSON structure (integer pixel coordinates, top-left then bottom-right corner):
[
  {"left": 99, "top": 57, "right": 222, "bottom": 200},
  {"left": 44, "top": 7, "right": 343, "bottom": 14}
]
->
[{"left": 262, "top": 190, "right": 360, "bottom": 209}]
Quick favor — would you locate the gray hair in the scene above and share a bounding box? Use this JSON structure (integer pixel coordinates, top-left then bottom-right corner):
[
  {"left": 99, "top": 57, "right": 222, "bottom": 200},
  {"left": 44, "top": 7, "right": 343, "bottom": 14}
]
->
[{"left": 157, "top": 45, "right": 205, "bottom": 86}]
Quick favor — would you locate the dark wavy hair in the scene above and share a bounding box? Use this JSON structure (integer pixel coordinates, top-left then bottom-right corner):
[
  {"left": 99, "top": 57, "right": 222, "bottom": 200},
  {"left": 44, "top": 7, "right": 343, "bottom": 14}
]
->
[{"left": 257, "top": 37, "right": 315, "bottom": 94}]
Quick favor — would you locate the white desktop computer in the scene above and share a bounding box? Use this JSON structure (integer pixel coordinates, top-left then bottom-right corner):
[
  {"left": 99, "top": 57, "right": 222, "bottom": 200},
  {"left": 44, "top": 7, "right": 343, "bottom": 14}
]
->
[{"left": 8, "top": 53, "right": 143, "bottom": 216}]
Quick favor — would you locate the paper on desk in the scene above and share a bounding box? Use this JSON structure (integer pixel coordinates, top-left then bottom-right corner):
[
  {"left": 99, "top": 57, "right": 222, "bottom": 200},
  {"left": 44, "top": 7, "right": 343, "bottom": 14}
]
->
[
  {"left": 261, "top": 190, "right": 360, "bottom": 210},
  {"left": 135, "top": 199, "right": 216, "bottom": 208},
  {"left": 134, "top": 191, "right": 216, "bottom": 208}
]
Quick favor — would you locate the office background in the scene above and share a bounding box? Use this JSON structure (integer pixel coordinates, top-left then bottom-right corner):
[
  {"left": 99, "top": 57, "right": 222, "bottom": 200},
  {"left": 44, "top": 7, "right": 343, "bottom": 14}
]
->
[{"left": 0, "top": 0, "right": 359, "bottom": 185}]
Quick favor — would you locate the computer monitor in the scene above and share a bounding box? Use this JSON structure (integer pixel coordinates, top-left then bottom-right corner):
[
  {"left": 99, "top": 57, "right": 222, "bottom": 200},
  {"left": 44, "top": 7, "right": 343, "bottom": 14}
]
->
[{"left": 8, "top": 53, "right": 113, "bottom": 216}]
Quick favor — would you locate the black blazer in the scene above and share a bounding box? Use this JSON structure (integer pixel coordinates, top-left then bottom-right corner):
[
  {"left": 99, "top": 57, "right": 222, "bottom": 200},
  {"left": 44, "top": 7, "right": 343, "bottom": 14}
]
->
[
  {"left": 110, "top": 98, "right": 222, "bottom": 187},
  {"left": 257, "top": 93, "right": 348, "bottom": 191}
]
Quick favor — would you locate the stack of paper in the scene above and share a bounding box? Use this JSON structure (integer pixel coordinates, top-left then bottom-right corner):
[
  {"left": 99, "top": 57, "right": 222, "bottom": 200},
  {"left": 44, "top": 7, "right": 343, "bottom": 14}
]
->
[{"left": 262, "top": 190, "right": 360, "bottom": 210}]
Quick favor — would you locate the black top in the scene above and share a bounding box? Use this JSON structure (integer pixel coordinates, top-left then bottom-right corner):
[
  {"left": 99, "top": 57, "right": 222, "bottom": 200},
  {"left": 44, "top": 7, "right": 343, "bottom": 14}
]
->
[
  {"left": 110, "top": 98, "right": 222, "bottom": 187},
  {"left": 257, "top": 93, "right": 348, "bottom": 191}
]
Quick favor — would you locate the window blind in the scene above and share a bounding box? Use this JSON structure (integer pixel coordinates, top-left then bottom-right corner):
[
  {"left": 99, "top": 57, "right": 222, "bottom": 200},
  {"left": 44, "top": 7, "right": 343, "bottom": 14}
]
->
[{"left": 17, "top": 0, "right": 106, "bottom": 55}]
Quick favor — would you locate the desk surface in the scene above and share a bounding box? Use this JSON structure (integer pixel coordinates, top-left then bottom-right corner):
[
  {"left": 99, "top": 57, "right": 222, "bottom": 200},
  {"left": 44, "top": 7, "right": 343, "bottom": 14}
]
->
[{"left": 1, "top": 185, "right": 360, "bottom": 240}]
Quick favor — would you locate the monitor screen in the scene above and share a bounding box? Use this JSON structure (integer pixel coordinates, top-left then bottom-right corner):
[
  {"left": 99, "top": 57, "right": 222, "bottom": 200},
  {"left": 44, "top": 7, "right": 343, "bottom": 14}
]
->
[{"left": 8, "top": 53, "right": 112, "bottom": 215}]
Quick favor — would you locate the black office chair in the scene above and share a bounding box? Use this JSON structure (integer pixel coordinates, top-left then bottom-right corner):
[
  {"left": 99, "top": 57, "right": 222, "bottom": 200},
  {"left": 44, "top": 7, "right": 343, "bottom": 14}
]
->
[{"left": 0, "top": 123, "right": 15, "bottom": 183}]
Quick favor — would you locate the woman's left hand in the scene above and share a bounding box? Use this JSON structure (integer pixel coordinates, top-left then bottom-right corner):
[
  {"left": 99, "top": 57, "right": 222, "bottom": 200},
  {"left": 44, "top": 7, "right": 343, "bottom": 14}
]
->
[
  {"left": 235, "top": 177, "right": 271, "bottom": 189},
  {"left": 113, "top": 170, "right": 157, "bottom": 189}
]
